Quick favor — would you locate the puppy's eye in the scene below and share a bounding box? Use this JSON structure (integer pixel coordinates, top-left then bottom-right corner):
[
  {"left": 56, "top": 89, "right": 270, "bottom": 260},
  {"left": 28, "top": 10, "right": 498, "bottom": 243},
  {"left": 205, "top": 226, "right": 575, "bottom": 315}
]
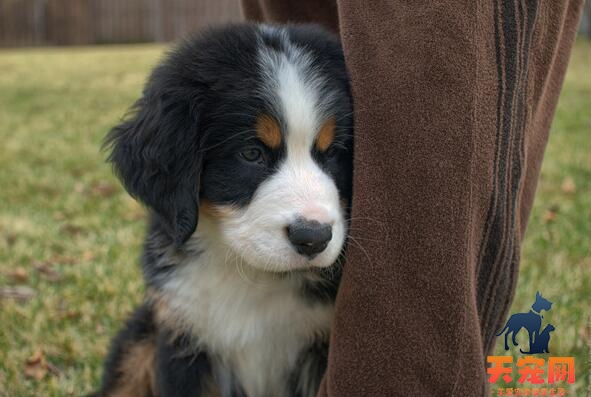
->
[{"left": 240, "top": 147, "right": 264, "bottom": 163}]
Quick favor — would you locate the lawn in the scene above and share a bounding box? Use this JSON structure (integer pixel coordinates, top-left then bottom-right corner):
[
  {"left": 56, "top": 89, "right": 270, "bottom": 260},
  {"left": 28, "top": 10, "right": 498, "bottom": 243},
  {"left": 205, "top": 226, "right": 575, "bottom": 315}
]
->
[{"left": 0, "top": 40, "right": 589, "bottom": 396}]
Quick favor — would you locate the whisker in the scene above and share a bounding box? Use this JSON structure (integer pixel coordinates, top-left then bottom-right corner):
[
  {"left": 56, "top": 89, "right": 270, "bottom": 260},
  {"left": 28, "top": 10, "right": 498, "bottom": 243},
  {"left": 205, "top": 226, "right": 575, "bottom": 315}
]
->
[
  {"left": 344, "top": 217, "right": 387, "bottom": 226},
  {"left": 234, "top": 252, "right": 256, "bottom": 287},
  {"left": 345, "top": 234, "right": 386, "bottom": 244},
  {"left": 346, "top": 234, "right": 373, "bottom": 268}
]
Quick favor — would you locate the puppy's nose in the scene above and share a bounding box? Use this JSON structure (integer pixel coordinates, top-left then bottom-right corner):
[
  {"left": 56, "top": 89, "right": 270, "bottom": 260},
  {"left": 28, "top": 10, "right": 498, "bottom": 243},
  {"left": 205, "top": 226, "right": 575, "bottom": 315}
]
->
[{"left": 287, "top": 218, "right": 332, "bottom": 258}]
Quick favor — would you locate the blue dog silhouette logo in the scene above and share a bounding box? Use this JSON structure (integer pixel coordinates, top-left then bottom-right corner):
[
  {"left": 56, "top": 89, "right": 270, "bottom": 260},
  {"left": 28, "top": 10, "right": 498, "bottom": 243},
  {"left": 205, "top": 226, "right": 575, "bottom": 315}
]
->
[{"left": 495, "top": 291, "right": 554, "bottom": 354}]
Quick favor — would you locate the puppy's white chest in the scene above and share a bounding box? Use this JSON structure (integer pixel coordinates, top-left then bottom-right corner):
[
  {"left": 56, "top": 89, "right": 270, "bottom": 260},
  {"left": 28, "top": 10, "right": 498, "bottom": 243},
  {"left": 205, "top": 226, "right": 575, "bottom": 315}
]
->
[{"left": 162, "top": 252, "right": 333, "bottom": 396}]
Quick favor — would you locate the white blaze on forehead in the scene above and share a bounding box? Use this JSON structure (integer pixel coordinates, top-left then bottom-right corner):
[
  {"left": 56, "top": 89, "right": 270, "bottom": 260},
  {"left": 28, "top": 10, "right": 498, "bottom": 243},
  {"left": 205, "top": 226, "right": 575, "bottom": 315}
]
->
[
  {"left": 258, "top": 31, "right": 326, "bottom": 153},
  {"left": 256, "top": 29, "right": 342, "bottom": 224},
  {"left": 275, "top": 56, "right": 319, "bottom": 152}
]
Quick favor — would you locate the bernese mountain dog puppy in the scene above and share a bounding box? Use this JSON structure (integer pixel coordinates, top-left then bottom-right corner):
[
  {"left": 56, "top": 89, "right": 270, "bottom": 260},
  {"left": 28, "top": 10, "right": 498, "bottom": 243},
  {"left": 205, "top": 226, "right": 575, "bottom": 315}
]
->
[{"left": 93, "top": 23, "right": 353, "bottom": 397}]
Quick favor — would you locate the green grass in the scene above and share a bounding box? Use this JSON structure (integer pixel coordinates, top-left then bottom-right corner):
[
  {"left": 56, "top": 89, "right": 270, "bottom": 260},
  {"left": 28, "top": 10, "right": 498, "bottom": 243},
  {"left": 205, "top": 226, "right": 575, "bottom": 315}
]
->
[
  {"left": 0, "top": 44, "right": 162, "bottom": 396},
  {"left": 0, "top": 40, "right": 590, "bottom": 396}
]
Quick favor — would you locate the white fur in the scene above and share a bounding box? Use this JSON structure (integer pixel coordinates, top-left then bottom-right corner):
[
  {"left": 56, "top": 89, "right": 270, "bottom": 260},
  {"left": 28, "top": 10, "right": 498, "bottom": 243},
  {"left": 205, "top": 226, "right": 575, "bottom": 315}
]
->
[{"left": 163, "top": 221, "right": 334, "bottom": 396}]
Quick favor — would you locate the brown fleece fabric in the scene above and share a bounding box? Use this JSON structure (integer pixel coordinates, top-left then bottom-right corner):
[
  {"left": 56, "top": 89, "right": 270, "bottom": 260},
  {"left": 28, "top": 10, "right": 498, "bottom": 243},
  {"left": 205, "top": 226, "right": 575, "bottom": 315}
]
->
[{"left": 242, "top": 1, "right": 584, "bottom": 395}]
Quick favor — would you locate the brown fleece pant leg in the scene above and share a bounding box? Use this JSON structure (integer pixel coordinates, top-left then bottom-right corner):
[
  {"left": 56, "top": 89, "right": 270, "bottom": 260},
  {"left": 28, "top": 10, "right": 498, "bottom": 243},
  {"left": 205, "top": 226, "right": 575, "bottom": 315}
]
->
[{"left": 241, "top": 1, "right": 584, "bottom": 395}]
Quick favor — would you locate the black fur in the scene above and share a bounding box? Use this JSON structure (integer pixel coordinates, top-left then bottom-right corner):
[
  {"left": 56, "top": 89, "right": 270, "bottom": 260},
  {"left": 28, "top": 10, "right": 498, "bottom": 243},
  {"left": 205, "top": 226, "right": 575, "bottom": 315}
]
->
[
  {"left": 155, "top": 333, "right": 217, "bottom": 397},
  {"left": 94, "top": 23, "right": 353, "bottom": 397}
]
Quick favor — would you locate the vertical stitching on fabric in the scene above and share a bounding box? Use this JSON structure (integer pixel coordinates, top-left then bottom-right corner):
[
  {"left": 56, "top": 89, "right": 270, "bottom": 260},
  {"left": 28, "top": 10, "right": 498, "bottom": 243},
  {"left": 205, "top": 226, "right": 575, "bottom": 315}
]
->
[
  {"left": 491, "top": 0, "right": 540, "bottom": 354},
  {"left": 476, "top": 0, "right": 506, "bottom": 329},
  {"left": 480, "top": 0, "right": 539, "bottom": 357},
  {"left": 475, "top": 0, "right": 504, "bottom": 313},
  {"left": 480, "top": 0, "right": 516, "bottom": 351},
  {"left": 483, "top": 0, "right": 524, "bottom": 351}
]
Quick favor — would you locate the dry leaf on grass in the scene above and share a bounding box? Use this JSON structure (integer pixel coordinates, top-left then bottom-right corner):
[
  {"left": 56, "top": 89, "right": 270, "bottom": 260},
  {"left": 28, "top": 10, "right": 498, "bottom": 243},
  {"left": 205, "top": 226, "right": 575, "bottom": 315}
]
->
[
  {"left": 48, "top": 255, "right": 77, "bottom": 265},
  {"left": 74, "top": 182, "right": 86, "bottom": 194},
  {"left": 0, "top": 286, "right": 36, "bottom": 302},
  {"left": 543, "top": 210, "right": 557, "bottom": 223},
  {"left": 90, "top": 180, "right": 119, "bottom": 198},
  {"left": 82, "top": 250, "right": 96, "bottom": 262},
  {"left": 561, "top": 176, "right": 576, "bottom": 195},
  {"left": 33, "top": 261, "right": 62, "bottom": 282},
  {"left": 60, "top": 223, "right": 86, "bottom": 236},
  {"left": 3, "top": 231, "right": 17, "bottom": 246},
  {"left": 579, "top": 321, "right": 589, "bottom": 344},
  {"left": 124, "top": 212, "right": 145, "bottom": 221},
  {"left": 59, "top": 310, "right": 81, "bottom": 320},
  {"left": 543, "top": 204, "right": 560, "bottom": 223},
  {"left": 23, "top": 350, "right": 60, "bottom": 380},
  {"left": 56, "top": 299, "right": 80, "bottom": 320},
  {"left": 52, "top": 211, "right": 66, "bottom": 221},
  {"left": 24, "top": 350, "right": 47, "bottom": 380},
  {"left": 8, "top": 267, "right": 29, "bottom": 283}
]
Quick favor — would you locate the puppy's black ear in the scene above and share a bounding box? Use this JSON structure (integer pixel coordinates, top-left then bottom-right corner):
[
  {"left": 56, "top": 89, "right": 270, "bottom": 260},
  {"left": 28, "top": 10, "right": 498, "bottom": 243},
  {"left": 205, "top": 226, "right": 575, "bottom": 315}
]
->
[{"left": 105, "top": 89, "right": 204, "bottom": 245}]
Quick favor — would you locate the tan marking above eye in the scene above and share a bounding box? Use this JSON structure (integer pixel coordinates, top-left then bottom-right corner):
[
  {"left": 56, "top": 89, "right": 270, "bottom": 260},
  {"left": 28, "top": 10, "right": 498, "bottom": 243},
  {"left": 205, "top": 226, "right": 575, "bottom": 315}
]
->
[
  {"left": 315, "top": 118, "right": 336, "bottom": 152},
  {"left": 256, "top": 114, "right": 282, "bottom": 149}
]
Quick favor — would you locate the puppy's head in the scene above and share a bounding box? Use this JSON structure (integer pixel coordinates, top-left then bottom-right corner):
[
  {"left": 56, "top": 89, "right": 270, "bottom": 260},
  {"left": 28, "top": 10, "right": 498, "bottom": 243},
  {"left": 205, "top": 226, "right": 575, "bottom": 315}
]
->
[{"left": 106, "top": 24, "right": 353, "bottom": 272}]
